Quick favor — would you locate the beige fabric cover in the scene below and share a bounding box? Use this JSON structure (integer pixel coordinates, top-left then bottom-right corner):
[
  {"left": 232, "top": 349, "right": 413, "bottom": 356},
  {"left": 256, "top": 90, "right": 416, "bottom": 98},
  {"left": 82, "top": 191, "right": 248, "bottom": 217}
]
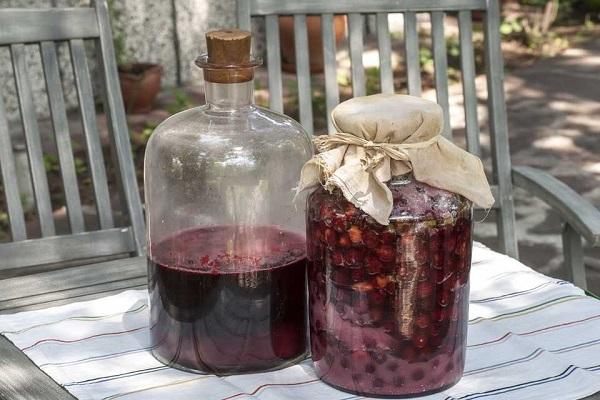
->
[{"left": 298, "top": 94, "right": 495, "bottom": 225}]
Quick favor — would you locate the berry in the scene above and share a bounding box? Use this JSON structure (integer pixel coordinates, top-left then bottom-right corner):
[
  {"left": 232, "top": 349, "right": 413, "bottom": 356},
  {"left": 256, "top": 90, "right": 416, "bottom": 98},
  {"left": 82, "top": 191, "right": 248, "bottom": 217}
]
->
[
  {"left": 344, "top": 203, "right": 358, "bottom": 219},
  {"left": 413, "top": 333, "right": 428, "bottom": 349},
  {"left": 353, "top": 281, "right": 374, "bottom": 292},
  {"left": 331, "top": 251, "right": 344, "bottom": 266},
  {"left": 437, "top": 290, "right": 451, "bottom": 307},
  {"left": 364, "top": 231, "right": 379, "bottom": 249},
  {"left": 417, "top": 281, "right": 434, "bottom": 299},
  {"left": 375, "top": 274, "right": 391, "bottom": 289},
  {"left": 333, "top": 217, "right": 348, "bottom": 233},
  {"left": 415, "top": 314, "right": 430, "bottom": 329},
  {"left": 376, "top": 245, "right": 395, "bottom": 262},
  {"left": 348, "top": 225, "right": 363, "bottom": 244},
  {"left": 346, "top": 248, "right": 364, "bottom": 265},
  {"left": 369, "top": 306, "right": 384, "bottom": 323},
  {"left": 369, "top": 290, "right": 386, "bottom": 305},
  {"left": 319, "top": 204, "right": 336, "bottom": 226},
  {"left": 380, "top": 230, "right": 396, "bottom": 244},
  {"left": 323, "top": 228, "right": 337, "bottom": 248},
  {"left": 351, "top": 269, "right": 365, "bottom": 283},
  {"left": 337, "top": 234, "right": 351, "bottom": 248},
  {"left": 365, "top": 254, "right": 382, "bottom": 274}
]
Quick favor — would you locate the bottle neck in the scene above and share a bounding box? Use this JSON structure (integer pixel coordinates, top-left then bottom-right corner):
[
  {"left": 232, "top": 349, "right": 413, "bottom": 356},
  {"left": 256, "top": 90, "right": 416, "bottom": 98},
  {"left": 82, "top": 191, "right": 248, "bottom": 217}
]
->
[{"left": 204, "top": 79, "right": 254, "bottom": 111}]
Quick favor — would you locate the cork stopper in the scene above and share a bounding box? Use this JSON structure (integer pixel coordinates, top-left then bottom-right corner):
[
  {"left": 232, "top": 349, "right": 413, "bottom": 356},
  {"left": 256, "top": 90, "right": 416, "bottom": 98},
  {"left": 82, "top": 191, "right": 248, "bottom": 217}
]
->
[{"left": 199, "top": 29, "right": 257, "bottom": 84}]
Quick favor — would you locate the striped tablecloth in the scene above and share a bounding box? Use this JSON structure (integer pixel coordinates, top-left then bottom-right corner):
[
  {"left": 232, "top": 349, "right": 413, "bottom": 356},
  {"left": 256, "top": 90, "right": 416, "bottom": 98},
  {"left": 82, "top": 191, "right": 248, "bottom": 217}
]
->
[{"left": 1, "top": 242, "right": 599, "bottom": 400}]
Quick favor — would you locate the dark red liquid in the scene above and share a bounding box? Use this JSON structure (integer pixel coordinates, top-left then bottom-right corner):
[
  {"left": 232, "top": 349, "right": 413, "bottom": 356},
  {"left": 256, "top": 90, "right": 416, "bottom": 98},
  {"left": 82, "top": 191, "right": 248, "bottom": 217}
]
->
[
  {"left": 148, "top": 226, "right": 308, "bottom": 375},
  {"left": 307, "top": 182, "right": 472, "bottom": 397}
]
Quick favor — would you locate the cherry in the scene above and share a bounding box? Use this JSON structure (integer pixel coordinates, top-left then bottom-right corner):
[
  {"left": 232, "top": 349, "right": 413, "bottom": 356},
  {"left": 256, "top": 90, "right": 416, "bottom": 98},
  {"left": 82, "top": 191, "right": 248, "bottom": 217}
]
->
[
  {"left": 351, "top": 269, "right": 366, "bottom": 283},
  {"left": 365, "top": 254, "right": 382, "bottom": 274},
  {"left": 364, "top": 231, "right": 379, "bottom": 249},
  {"left": 344, "top": 203, "right": 358, "bottom": 219},
  {"left": 417, "top": 281, "right": 434, "bottom": 299},
  {"left": 380, "top": 230, "right": 396, "bottom": 244},
  {"left": 323, "top": 228, "right": 337, "bottom": 248},
  {"left": 353, "top": 281, "right": 374, "bottom": 292},
  {"left": 432, "top": 308, "right": 447, "bottom": 323},
  {"left": 331, "top": 251, "right": 344, "bottom": 266},
  {"left": 374, "top": 274, "right": 391, "bottom": 289},
  {"left": 437, "top": 290, "right": 451, "bottom": 307},
  {"left": 413, "top": 332, "right": 428, "bottom": 349},
  {"left": 337, "top": 234, "right": 352, "bottom": 249},
  {"left": 346, "top": 248, "right": 364, "bottom": 266},
  {"left": 369, "top": 290, "right": 386, "bottom": 306},
  {"left": 376, "top": 245, "right": 395, "bottom": 262},
  {"left": 332, "top": 269, "right": 351, "bottom": 286},
  {"left": 415, "top": 314, "right": 430, "bottom": 329},
  {"left": 348, "top": 225, "right": 363, "bottom": 244},
  {"left": 319, "top": 204, "right": 336, "bottom": 226}
]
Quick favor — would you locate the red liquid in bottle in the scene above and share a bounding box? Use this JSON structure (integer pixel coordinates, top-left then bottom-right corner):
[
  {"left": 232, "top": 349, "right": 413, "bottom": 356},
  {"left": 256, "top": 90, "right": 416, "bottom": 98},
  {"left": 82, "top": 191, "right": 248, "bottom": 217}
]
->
[{"left": 148, "top": 225, "right": 308, "bottom": 374}]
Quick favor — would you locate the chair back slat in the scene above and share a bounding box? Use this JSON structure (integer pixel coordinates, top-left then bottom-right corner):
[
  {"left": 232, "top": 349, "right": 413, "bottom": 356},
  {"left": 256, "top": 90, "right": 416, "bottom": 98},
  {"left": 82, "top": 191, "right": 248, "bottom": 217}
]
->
[
  {"left": 293, "top": 14, "right": 314, "bottom": 134},
  {"left": 321, "top": 13, "right": 340, "bottom": 133},
  {"left": 239, "top": 0, "right": 518, "bottom": 257},
  {"left": 11, "top": 43, "right": 56, "bottom": 237},
  {"left": 431, "top": 12, "right": 452, "bottom": 139},
  {"left": 0, "top": 8, "right": 99, "bottom": 45},
  {"left": 40, "top": 41, "right": 85, "bottom": 233},
  {"left": 458, "top": 11, "right": 481, "bottom": 156},
  {"left": 264, "top": 15, "right": 284, "bottom": 113},
  {"left": 348, "top": 13, "right": 366, "bottom": 97},
  {"left": 0, "top": 96, "right": 27, "bottom": 241},
  {"left": 484, "top": 1, "right": 518, "bottom": 257},
  {"left": 403, "top": 12, "right": 421, "bottom": 96},
  {"left": 376, "top": 13, "right": 394, "bottom": 94},
  {"left": 69, "top": 38, "right": 114, "bottom": 230},
  {"left": 93, "top": 0, "right": 145, "bottom": 254},
  {"left": 0, "top": 1, "right": 145, "bottom": 272}
]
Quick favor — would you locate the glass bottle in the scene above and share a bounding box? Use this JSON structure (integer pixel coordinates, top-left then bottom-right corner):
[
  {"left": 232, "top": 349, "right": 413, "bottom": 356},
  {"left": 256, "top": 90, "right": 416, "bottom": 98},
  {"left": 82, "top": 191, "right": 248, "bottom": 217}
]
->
[
  {"left": 144, "top": 30, "right": 313, "bottom": 375},
  {"left": 307, "top": 174, "right": 472, "bottom": 396}
]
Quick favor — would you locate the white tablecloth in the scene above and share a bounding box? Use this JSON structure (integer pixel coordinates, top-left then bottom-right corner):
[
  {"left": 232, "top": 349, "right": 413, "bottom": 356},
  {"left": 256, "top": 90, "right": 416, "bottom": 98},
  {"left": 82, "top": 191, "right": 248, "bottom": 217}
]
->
[{"left": 1, "top": 243, "right": 599, "bottom": 400}]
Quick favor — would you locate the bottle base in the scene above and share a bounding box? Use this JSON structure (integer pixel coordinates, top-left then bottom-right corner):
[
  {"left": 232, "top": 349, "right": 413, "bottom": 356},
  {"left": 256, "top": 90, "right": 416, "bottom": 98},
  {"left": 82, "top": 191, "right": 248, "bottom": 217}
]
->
[
  {"left": 319, "top": 377, "right": 460, "bottom": 398},
  {"left": 151, "top": 348, "right": 309, "bottom": 376}
]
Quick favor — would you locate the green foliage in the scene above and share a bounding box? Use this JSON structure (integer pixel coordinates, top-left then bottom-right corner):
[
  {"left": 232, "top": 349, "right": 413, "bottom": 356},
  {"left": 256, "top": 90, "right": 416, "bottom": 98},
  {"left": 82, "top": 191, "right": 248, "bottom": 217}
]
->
[
  {"left": 140, "top": 123, "right": 157, "bottom": 143},
  {"left": 43, "top": 154, "right": 60, "bottom": 173},
  {"left": 74, "top": 157, "right": 88, "bottom": 175},
  {"left": 167, "top": 89, "right": 193, "bottom": 114},
  {"left": 107, "top": 0, "right": 129, "bottom": 66},
  {"left": 365, "top": 67, "right": 381, "bottom": 95}
]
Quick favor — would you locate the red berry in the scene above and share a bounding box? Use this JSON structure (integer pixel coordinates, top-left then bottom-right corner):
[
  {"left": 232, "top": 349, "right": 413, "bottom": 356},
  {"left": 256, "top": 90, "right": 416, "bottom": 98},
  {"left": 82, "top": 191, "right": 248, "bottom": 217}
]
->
[
  {"left": 323, "top": 228, "right": 337, "bottom": 248},
  {"left": 331, "top": 251, "right": 344, "bottom": 266},
  {"left": 346, "top": 248, "right": 364, "bottom": 265},
  {"left": 417, "top": 281, "right": 434, "bottom": 299},
  {"left": 375, "top": 274, "right": 391, "bottom": 289},
  {"left": 353, "top": 281, "right": 374, "bottom": 292},
  {"left": 437, "top": 290, "right": 451, "bottom": 307},
  {"left": 415, "top": 314, "right": 430, "bottom": 329},
  {"left": 333, "top": 217, "right": 347, "bottom": 233},
  {"left": 319, "top": 204, "right": 336, "bottom": 226},
  {"left": 413, "top": 333, "right": 428, "bottom": 349},
  {"left": 344, "top": 203, "right": 358, "bottom": 218},
  {"left": 369, "top": 290, "right": 386, "bottom": 305},
  {"left": 369, "top": 306, "right": 384, "bottom": 323},
  {"left": 365, "top": 254, "right": 382, "bottom": 274},
  {"left": 364, "top": 231, "right": 379, "bottom": 249},
  {"left": 376, "top": 245, "right": 395, "bottom": 262},
  {"left": 348, "top": 225, "right": 363, "bottom": 244},
  {"left": 337, "top": 234, "right": 351, "bottom": 248},
  {"left": 400, "top": 345, "right": 417, "bottom": 362},
  {"left": 381, "top": 230, "right": 396, "bottom": 244},
  {"left": 432, "top": 308, "right": 447, "bottom": 323},
  {"left": 351, "top": 269, "right": 365, "bottom": 283}
]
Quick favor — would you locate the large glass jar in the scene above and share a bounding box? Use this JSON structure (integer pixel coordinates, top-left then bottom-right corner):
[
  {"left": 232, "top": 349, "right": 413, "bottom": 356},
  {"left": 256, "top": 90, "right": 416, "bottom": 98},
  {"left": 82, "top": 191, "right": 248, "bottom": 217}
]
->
[
  {"left": 144, "top": 30, "right": 313, "bottom": 375},
  {"left": 307, "top": 175, "right": 472, "bottom": 397}
]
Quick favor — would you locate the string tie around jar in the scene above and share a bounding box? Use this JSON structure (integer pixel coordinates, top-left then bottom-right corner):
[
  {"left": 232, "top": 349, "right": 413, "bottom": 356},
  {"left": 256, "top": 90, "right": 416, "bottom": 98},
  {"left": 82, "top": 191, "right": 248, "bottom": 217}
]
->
[{"left": 297, "top": 94, "right": 495, "bottom": 225}]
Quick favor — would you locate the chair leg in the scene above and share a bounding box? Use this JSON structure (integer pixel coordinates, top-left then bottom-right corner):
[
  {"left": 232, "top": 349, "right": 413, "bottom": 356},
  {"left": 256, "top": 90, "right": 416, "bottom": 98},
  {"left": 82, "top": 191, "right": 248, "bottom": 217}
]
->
[{"left": 562, "top": 223, "right": 587, "bottom": 290}]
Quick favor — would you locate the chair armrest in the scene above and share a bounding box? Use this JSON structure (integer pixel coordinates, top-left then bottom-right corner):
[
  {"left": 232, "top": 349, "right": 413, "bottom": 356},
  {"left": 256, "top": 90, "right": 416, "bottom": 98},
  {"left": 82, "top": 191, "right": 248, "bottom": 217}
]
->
[{"left": 512, "top": 166, "right": 600, "bottom": 247}]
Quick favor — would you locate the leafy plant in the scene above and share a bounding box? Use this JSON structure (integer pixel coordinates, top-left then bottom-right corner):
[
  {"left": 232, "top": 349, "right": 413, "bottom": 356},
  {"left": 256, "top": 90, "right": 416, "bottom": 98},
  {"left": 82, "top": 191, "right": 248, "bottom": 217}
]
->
[
  {"left": 43, "top": 154, "right": 60, "bottom": 173},
  {"left": 107, "top": 0, "right": 129, "bottom": 66},
  {"left": 167, "top": 89, "right": 194, "bottom": 114}
]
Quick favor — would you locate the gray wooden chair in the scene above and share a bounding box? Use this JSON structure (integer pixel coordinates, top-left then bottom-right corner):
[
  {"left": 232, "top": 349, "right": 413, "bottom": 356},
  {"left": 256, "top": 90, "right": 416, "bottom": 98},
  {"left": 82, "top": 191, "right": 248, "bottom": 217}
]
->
[
  {"left": 0, "top": 0, "right": 146, "bottom": 314},
  {"left": 237, "top": 0, "right": 600, "bottom": 290}
]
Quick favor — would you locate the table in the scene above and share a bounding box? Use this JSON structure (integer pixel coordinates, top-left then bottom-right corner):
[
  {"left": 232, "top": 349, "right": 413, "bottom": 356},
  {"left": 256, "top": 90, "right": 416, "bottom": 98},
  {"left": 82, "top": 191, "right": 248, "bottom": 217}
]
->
[{"left": 1, "top": 243, "right": 599, "bottom": 400}]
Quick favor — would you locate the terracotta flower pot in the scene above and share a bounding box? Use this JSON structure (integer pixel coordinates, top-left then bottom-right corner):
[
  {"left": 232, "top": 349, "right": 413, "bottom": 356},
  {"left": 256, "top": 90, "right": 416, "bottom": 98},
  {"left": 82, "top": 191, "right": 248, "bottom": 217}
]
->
[
  {"left": 279, "top": 15, "right": 346, "bottom": 74},
  {"left": 118, "top": 63, "right": 163, "bottom": 114}
]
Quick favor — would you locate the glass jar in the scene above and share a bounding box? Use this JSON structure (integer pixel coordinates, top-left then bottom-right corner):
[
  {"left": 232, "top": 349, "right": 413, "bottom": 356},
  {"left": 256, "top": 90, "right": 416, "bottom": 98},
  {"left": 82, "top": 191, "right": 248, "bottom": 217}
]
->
[
  {"left": 307, "top": 174, "right": 472, "bottom": 397},
  {"left": 144, "top": 30, "right": 313, "bottom": 375}
]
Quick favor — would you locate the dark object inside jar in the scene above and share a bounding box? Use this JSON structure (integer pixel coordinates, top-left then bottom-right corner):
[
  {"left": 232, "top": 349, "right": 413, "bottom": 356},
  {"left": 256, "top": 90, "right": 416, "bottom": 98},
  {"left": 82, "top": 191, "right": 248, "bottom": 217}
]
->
[
  {"left": 307, "top": 177, "right": 473, "bottom": 397},
  {"left": 148, "top": 225, "right": 308, "bottom": 374}
]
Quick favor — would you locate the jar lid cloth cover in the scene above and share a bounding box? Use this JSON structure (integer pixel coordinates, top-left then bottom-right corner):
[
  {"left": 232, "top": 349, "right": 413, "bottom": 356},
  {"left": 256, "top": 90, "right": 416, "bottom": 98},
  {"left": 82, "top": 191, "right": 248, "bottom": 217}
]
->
[{"left": 297, "top": 94, "right": 495, "bottom": 225}]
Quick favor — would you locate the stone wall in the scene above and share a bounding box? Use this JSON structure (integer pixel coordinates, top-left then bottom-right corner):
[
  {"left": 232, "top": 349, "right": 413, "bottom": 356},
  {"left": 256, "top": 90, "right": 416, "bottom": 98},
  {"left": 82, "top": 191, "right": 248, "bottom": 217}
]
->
[{"left": 0, "top": 0, "right": 238, "bottom": 122}]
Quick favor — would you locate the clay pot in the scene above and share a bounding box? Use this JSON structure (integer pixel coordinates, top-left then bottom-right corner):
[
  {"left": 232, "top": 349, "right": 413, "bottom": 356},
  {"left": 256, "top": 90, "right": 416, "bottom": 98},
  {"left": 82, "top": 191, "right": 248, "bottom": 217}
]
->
[
  {"left": 279, "top": 15, "right": 346, "bottom": 74},
  {"left": 119, "top": 63, "right": 162, "bottom": 114}
]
